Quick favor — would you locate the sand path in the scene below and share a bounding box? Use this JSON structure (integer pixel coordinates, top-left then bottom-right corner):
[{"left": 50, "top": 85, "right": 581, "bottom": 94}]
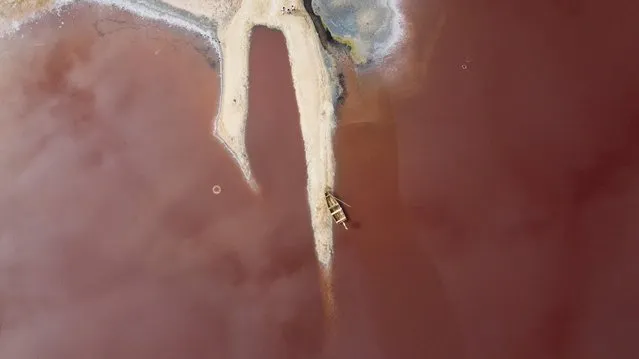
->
[{"left": 214, "top": 0, "right": 337, "bottom": 270}]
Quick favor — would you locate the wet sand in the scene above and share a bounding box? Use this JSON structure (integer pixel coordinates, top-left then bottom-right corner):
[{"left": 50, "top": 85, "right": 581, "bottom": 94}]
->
[{"left": 246, "top": 26, "right": 327, "bottom": 355}]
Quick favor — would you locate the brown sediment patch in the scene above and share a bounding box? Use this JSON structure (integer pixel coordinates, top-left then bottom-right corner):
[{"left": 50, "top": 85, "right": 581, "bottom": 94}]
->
[
  {"left": 246, "top": 25, "right": 326, "bottom": 354},
  {"left": 246, "top": 26, "right": 307, "bottom": 200}
]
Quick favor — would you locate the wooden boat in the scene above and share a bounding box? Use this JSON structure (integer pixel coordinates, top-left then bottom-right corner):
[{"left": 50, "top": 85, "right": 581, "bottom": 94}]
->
[{"left": 325, "top": 189, "right": 350, "bottom": 229}]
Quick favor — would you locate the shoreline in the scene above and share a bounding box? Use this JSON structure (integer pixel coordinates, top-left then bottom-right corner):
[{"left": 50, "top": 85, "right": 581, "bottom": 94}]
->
[
  {"left": 1, "top": 1, "right": 221, "bottom": 51},
  {"left": 0, "top": 0, "right": 408, "bottom": 341},
  {"left": 0, "top": 0, "right": 409, "bottom": 275},
  {"left": 2, "top": 0, "right": 341, "bottom": 332}
]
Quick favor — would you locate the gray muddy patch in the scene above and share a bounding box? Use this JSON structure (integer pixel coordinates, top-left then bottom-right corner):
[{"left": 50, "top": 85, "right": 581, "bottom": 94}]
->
[{"left": 310, "top": 0, "right": 403, "bottom": 65}]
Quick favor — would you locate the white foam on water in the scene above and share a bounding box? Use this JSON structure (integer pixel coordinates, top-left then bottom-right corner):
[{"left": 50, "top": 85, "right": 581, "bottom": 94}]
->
[
  {"left": 1, "top": 0, "right": 221, "bottom": 57},
  {"left": 377, "top": 0, "right": 406, "bottom": 62}
]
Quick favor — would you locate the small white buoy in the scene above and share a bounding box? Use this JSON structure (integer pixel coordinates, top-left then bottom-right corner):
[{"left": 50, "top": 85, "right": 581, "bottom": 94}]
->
[
  {"left": 212, "top": 185, "right": 222, "bottom": 195},
  {"left": 461, "top": 63, "right": 468, "bottom": 70}
]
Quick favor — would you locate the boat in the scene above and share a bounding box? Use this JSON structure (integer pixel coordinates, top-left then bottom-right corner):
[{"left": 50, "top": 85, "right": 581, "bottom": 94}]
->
[{"left": 325, "top": 189, "right": 350, "bottom": 229}]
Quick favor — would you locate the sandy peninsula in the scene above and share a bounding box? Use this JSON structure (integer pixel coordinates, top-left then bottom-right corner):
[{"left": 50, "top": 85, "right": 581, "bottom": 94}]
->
[
  {"left": 1, "top": 0, "right": 338, "bottom": 269},
  {"left": 1, "top": 0, "right": 340, "bottom": 333}
]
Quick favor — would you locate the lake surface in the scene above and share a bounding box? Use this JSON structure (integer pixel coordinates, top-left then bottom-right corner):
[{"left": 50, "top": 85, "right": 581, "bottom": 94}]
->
[{"left": 1, "top": 1, "right": 639, "bottom": 359}]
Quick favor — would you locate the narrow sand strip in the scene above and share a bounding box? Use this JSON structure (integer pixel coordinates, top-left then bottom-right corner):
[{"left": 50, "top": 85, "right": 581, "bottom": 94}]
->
[{"left": 214, "top": 0, "right": 337, "bottom": 270}]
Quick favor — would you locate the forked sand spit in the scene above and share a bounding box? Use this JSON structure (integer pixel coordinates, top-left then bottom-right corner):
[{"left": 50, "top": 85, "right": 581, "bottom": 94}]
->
[
  {"left": 1, "top": 0, "right": 337, "bottom": 270},
  {"left": 1, "top": 0, "right": 340, "bottom": 334},
  {"left": 215, "top": 0, "right": 338, "bottom": 270}
]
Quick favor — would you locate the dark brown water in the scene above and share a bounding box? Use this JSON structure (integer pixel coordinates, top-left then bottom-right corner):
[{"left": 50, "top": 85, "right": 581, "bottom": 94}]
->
[
  {"left": 2, "top": 1, "right": 639, "bottom": 359},
  {"left": 331, "top": 0, "right": 639, "bottom": 358}
]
